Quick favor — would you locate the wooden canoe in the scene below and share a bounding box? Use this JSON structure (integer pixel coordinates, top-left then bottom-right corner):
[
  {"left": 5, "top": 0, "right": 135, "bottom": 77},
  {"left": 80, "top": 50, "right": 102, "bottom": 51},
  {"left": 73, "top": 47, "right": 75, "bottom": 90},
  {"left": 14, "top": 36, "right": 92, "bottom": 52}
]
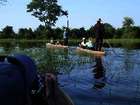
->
[
  {"left": 45, "top": 73, "right": 74, "bottom": 105},
  {"left": 76, "top": 47, "right": 105, "bottom": 56},
  {"left": 46, "top": 43, "right": 68, "bottom": 49},
  {"left": 32, "top": 73, "right": 74, "bottom": 105}
]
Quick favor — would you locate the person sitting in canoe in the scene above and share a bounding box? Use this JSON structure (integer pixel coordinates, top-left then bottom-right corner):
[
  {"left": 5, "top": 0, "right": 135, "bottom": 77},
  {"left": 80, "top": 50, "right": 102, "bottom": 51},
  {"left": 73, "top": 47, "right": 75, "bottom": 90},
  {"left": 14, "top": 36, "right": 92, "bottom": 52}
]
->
[
  {"left": 79, "top": 37, "right": 87, "bottom": 48},
  {"left": 55, "top": 40, "right": 61, "bottom": 45},
  {"left": 0, "top": 54, "right": 74, "bottom": 105},
  {"left": 85, "top": 38, "right": 95, "bottom": 50},
  {"left": 50, "top": 38, "right": 54, "bottom": 44}
]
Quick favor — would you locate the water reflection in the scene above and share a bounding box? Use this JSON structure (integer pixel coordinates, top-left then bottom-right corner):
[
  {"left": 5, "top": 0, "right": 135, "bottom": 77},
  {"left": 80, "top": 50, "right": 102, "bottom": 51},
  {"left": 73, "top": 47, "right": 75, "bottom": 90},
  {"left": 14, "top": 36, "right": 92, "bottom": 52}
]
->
[{"left": 92, "top": 57, "right": 106, "bottom": 89}]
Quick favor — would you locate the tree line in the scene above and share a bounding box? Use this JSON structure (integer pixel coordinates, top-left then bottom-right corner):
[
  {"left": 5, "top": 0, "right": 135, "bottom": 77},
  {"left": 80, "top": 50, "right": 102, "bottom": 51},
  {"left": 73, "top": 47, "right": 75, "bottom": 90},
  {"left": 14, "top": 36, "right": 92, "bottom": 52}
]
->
[
  {"left": 0, "top": 0, "right": 140, "bottom": 40},
  {"left": 0, "top": 17, "right": 140, "bottom": 40}
]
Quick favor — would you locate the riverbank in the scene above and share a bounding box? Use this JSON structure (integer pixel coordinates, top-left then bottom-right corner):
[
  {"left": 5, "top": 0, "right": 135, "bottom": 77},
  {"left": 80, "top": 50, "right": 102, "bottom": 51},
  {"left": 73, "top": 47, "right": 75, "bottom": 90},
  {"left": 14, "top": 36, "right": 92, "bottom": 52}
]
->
[{"left": 0, "top": 38, "right": 140, "bottom": 43}]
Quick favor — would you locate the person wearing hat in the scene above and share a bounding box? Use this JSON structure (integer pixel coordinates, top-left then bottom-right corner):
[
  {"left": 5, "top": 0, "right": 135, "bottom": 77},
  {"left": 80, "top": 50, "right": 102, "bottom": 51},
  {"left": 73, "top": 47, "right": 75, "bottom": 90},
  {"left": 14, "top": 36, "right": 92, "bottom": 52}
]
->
[
  {"left": 93, "top": 18, "right": 105, "bottom": 51},
  {"left": 79, "top": 37, "right": 87, "bottom": 48}
]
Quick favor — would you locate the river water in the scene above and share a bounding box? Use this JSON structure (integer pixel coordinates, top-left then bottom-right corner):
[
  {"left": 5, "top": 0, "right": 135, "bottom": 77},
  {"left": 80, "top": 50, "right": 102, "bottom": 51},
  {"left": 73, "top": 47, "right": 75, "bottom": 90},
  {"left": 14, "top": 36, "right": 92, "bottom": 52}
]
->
[{"left": 0, "top": 43, "right": 140, "bottom": 105}]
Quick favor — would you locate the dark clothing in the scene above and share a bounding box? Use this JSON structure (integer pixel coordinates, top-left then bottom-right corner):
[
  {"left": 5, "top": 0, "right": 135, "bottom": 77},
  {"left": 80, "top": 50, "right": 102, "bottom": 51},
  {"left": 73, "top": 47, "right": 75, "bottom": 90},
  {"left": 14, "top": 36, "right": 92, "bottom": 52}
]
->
[
  {"left": 0, "top": 54, "right": 40, "bottom": 105},
  {"left": 93, "top": 57, "right": 106, "bottom": 89},
  {"left": 64, "top": 37, "right": 68, "bottom": 46},
  {"left": 94, "top": 22, "right": 105, "bottom": 51},
  {"left": 63, "top": 29, "right": 69, "bottom": 46}
]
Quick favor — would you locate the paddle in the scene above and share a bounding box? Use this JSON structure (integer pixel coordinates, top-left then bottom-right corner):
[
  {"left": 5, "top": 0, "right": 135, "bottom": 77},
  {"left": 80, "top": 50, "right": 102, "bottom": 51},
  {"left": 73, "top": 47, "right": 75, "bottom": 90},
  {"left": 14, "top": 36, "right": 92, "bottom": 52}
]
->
[{"left": 105, "top": 39, "right": 121, "bottom": 57}]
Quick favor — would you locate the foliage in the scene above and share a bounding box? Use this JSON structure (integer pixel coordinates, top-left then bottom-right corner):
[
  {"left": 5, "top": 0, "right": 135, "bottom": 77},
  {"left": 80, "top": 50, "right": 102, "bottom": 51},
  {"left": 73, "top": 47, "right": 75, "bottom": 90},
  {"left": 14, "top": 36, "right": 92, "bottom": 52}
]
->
[
  {"left": 27, "top": 0, "right": 67, "bottom": 28},
  {"left": 114, "top": 28, "right": 124, "bottom": 38},
  {"left": 104, "top": 23, "right": 116, "bottom": 39},
  {"left": 0, "top": 26, "right": 15, "bottom": 39},
  {"left": 0, "top": 0, "right": 7, "bottom": 5},
  {"left": 122, "top": 17, "right": 134, "bottom": 28},
  {"left": 0, "top": 16, "right": 140, "bottom": 39},
  {"left": 18, "top": 28, "right": 34, "bottom": 39}
]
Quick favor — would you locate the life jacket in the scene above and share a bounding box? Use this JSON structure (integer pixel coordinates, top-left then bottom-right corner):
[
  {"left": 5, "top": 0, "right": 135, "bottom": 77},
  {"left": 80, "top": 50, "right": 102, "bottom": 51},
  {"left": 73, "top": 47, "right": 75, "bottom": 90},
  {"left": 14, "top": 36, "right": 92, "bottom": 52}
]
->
[{"left": 0, "top": 54, "right": 37, "bottom": 105}]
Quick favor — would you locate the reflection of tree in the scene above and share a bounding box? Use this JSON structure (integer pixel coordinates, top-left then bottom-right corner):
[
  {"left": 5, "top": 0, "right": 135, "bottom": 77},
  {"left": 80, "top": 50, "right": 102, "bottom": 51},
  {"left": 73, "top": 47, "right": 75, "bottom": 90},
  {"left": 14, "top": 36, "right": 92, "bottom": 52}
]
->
[{"left": 92, "top": 57, "right": 106, "bottom": 89}]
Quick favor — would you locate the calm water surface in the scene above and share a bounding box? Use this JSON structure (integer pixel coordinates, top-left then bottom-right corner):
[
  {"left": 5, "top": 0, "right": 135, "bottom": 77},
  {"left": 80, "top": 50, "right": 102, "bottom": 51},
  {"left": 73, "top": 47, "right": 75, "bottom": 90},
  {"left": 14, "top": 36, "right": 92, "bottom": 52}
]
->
[{"left": 0, "top": 43, "right": 140, "bottom": 105}]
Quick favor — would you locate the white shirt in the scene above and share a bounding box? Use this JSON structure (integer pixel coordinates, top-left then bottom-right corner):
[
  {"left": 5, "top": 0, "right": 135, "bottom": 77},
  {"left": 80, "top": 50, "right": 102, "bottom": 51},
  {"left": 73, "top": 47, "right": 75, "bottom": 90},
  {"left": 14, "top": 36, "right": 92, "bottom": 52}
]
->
[
  {"left": 81, "top": 41, "right": 86, "bottom": 46},
  {"left": 86, "top": 40, "right": 93, "bottom": 48}
]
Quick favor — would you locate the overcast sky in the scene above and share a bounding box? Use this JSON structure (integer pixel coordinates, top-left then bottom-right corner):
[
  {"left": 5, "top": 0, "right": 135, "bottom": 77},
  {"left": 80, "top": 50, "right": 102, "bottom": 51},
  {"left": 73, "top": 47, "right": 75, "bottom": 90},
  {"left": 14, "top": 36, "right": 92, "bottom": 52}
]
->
[{"left": 0, "top": 0, "right": 140, "bottom": 32}]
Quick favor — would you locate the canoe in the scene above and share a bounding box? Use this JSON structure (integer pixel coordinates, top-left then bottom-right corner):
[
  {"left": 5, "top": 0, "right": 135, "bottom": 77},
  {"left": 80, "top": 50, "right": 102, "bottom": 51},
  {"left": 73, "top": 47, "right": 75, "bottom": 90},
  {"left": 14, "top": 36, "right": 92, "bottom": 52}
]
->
[
  {"left": 76, "top": 47, "right": 105, "bottom": 56},
  {"left": 32, "top": 73, "right": 74, "bottom": 105},
  {"left": 46, "top": 43, "right": 68, "bottom": 49},
  {"left": 45, "top": 73, "right": 74, "bottom": 105}
]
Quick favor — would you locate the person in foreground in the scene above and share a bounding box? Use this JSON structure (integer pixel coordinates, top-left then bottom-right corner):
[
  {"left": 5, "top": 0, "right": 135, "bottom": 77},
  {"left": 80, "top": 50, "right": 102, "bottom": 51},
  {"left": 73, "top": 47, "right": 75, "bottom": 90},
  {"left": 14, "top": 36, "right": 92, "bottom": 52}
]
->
[
  {"left": 0, "top": 54, "right": 74, "bottom": 105},
  {"left": 93, "top": 18, "right": 105, "bottom": 51}
]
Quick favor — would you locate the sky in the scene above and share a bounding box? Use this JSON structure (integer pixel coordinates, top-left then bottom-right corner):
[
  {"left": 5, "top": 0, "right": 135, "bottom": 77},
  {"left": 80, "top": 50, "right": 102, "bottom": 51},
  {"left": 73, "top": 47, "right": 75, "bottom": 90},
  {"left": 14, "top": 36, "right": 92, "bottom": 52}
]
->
[{"left": 0, "top": 0, "right": 140, "bottom": 32}]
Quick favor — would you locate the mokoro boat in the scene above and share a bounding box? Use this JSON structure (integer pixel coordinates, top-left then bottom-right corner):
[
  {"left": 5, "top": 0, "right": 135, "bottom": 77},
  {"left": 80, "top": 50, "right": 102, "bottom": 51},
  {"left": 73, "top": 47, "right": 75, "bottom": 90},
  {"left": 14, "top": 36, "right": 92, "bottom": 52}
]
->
[
  {"left": 76, "top": 47, "right": 105, "bottom": 56},
  {"left": 46, "top": 73, "right": 74, "bottom": 105},
  {"left": 32, "top": 73, "right": 74, "bottom": 105},
  {"left": 46, "top": 43, "right": 68, "bottom": 49}
]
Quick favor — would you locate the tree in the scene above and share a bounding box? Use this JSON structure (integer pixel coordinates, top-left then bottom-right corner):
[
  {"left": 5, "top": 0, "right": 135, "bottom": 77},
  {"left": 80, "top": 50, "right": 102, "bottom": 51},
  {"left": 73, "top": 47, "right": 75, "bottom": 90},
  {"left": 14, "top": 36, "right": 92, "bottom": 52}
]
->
[
  {"left": 1, "top": 26, "right": 15, "bottom": 38},
  {"left": 0, "top": 0, "right": 7, "bottom": 5},
  {"left": 122, "top": 17, "right": 136, "bottom": 38},
  {"left": 34, "top": 25, "right": 46, "bottom": 39},
  {"left": 114, "top": 28, "right": 124, "bottom": 38},
  {"left": 18, "top": 28, "right": 34, "bottom": 39},
  {"left": 104, "top": 23, "right": 116, "bottom": 39},
  {"left": 53, "top": 27, "right": 63, "bottom": 39},
  {"left": 69, "top": 28, "right": 80, "bottom": 39},
  {"left": 27, "top": 0, "right": 68, "bottom": 28},
  {"left": 0, "top": 0, "right": 7, "bottom": 3},
  {"left": 122, "top": 17, "right": 134, "bottom": 28},
  {"left": 79, "top": 27, "right": 87, "bottom": 38}
]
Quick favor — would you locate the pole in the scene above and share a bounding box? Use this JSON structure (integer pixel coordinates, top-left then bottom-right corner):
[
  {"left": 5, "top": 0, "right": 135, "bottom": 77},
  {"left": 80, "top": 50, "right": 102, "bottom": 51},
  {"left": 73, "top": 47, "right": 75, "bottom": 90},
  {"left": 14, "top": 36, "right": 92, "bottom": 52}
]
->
[{"left": 66, "top": 15, "right": 69, "bottom": 28}]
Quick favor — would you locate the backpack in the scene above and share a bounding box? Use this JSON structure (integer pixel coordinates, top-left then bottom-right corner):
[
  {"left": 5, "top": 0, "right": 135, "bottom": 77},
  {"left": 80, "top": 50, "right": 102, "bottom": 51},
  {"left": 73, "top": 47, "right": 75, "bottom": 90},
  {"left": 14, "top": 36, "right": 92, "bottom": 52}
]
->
[{"left": 0, "top": 54, "right": 37, "bottom": 105}]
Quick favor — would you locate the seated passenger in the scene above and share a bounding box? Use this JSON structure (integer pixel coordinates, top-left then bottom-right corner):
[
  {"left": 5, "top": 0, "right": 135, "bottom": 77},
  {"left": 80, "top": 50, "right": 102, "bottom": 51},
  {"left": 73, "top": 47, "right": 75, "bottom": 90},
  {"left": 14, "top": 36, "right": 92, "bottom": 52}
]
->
[
  {"left": 85, "top": 38, "right": 95, "bottom": 50},
  {"left": 55, "top": 40, "right": 61, "bottom": 45},
  {"left": 50, "top": 39, "right": 54, "bottom": 44},
  {"left": 79, "top": 37, "right": 87, "bottom": 49}
]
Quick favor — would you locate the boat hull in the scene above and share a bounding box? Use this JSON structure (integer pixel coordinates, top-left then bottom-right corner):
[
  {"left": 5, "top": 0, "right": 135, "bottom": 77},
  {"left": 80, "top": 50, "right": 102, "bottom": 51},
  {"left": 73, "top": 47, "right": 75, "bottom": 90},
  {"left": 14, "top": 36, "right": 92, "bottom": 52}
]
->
[
  {"left": 76, "top": 47, "right": 105, "bottom": 56},
  {"left": 46, "top": 43, "right": 68, "bottom": 49}
]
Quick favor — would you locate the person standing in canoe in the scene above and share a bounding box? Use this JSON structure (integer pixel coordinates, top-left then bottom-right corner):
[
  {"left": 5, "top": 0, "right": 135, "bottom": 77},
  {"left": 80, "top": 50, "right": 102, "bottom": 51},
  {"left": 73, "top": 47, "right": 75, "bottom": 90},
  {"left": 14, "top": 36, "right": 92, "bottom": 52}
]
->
[
  {"left": 63, "top": 27, "right": 69, "bottom": 46},
  {"left": 93, "top": 18, "right": 105, "bottom": 51}
]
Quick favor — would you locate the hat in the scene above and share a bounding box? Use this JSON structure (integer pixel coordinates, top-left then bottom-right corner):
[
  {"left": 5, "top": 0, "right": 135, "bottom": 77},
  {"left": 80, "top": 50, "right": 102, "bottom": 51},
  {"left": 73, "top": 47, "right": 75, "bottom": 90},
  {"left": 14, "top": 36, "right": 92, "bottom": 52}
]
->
[
  {"left": 82, "top": 37, "right": 85, "bottom": 40},
  {"left": 97, "top": 18, "right": 102, "bottom": 22}
]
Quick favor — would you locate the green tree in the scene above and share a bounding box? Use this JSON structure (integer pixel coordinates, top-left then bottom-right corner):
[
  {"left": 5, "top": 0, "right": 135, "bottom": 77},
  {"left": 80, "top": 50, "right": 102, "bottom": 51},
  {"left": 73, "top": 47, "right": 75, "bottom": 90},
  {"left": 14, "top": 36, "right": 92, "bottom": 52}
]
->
[
  {"left": 18, "top": 28, "right": 26, "bottom": 39},
  {"left": 27, "top": 0, "right": 67, "bottom": 28},
  {"left": 114, "top": 28, "right": 124, "bottom": 38},
  {"left": 1, "top": 26, "right": 15, "bottom": 38},
  {"left": 123, "top": 17, "right": 134, "bottom": 28},
  {"left": 53, "top": 27, "right": 63, "bottom": 39},
  {"left": 0, "top": 0, "right": 7, "bottom": 5},
  {"left": 79, "top": 27, "right": 87, "bottom": 38},
  {"left": 69, "top": 28, "right": 80, "bottom": 39},
  {"left": 104, "top": 23, "right": 116, "bottom": 39},
  {"left": 34, "top": 25, "right": 46, "bottom": 39},
  {"left": 122, "top": 17, "right": 136, "bottom": 38},
  {"left": 18, "top": 28, "right": 34, "bottom": 39},
  {"left": 122, "top": 26, "right": 140, "bottom": 38}
]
